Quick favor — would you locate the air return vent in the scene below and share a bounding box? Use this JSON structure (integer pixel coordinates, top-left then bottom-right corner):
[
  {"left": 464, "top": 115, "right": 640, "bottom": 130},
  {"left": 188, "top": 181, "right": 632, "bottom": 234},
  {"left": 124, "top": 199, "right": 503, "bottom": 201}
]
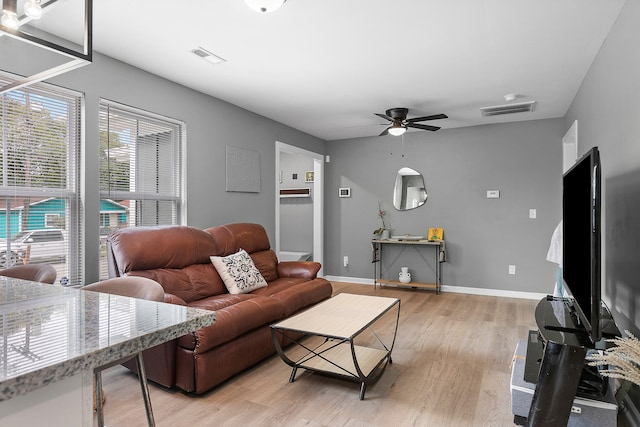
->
[
  {"left": 191, "top": 47, "right": 226, "bottom": 65},
  {"left": 480, "top": 101, "right": 536, "bottom": 117}
]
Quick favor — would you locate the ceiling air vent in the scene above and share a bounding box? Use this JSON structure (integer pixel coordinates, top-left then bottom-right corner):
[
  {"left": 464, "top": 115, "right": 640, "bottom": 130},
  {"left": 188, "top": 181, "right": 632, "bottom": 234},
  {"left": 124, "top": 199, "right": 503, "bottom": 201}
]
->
[
  {"left": 191, "top": 47, "right": 226, "bottom": 65},
  {"left": 480, "top": 101, "right": 536, "bottom": 117}
]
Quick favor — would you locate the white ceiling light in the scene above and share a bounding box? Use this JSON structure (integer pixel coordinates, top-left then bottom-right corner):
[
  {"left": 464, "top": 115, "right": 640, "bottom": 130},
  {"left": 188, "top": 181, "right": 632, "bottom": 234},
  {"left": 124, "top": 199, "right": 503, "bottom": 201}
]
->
[
  {"left": 245, "top": 0, "right": 287, "bottom": 13},
  {"left": 388, "top": 123, "right": 406, "bottom": 136},
  {"left": 24, "top": 0, "right": 43, "bottom": 19}
]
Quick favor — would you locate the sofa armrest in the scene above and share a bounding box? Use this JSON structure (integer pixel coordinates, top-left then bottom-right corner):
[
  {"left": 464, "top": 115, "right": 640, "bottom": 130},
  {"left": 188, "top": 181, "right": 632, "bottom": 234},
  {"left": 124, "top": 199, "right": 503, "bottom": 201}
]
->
[
  {"left": 277, "top": 261, "right": 321, "bottom": 279},
  {"left": 164, "top": 293, "right": 187, "bottom": 306}
]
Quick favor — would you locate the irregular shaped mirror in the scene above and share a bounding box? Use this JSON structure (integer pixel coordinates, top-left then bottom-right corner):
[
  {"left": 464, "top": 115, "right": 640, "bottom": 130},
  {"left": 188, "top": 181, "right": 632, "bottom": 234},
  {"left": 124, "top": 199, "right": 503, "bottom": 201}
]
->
[{"left": 393, "top": 167, "right": 427, "bottom": 210}]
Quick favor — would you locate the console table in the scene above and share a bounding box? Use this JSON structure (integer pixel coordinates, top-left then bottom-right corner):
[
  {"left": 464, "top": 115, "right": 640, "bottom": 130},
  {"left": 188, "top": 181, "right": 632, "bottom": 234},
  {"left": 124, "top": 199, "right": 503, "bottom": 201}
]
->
[
  {"left": 0, "top": 277, "right": 216, "bottom": 426},
  {"left": 371, "top": 238, "right": 443, "bottom": 293}
]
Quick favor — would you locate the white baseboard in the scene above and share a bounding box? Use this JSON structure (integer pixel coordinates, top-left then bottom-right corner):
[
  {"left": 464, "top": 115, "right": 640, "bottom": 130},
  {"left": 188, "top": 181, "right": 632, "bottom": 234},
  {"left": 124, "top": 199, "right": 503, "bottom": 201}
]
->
[
  {"left": 324, "top": 275, "right": 374, "bottom": 285},
  {"left": 323, "top": 275, "right": 547, "bottom": 300}
]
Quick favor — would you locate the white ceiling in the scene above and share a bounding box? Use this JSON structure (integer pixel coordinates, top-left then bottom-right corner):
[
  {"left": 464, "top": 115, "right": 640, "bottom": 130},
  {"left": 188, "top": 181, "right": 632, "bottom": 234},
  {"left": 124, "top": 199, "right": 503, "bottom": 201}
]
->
[{"left": 32, "top": 0, "right": 628, "bottom": 141}]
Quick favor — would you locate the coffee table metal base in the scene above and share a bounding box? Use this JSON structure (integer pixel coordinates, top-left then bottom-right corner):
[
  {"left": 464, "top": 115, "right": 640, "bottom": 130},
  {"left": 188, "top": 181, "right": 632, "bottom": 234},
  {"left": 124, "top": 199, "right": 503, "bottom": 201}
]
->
[{"left": 271, "top": 294, "right": 400, "bottom": 400}]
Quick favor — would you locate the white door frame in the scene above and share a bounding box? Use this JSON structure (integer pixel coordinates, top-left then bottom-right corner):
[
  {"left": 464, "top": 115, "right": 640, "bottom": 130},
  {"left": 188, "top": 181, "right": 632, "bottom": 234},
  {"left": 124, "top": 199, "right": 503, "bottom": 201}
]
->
[
  {"left": 563, "top": 120, "right": 578, "bottom": 173},
  {"left": 275, "top": 141, "right": 324, "bottom": 276}
]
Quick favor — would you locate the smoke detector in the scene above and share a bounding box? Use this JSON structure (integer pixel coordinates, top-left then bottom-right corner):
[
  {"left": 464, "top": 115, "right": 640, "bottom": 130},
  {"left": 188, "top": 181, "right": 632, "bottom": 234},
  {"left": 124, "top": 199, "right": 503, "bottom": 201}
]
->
[{"left": 480, "top": 101, "right": 536, "bottom": 117}]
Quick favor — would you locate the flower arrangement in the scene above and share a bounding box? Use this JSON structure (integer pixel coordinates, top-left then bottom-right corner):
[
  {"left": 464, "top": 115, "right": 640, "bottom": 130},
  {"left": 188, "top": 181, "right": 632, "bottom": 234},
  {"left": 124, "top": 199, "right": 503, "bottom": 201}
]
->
[
  {"left": 373, "top": 201, "right": 388, "bottom": 235},
  {"left": 587, "top": 330, "right": 640, "bottom": 386}
]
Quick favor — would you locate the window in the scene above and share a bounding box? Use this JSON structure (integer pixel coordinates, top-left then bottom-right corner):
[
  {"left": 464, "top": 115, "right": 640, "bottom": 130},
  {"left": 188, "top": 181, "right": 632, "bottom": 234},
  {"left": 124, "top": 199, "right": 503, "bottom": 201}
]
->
[
  {"left": 45, "top": 213, "right": 61, "bottom": 228},
  {"left": 99, "top": 100, "right": 184, "bottom": 279},
  {"left": 0, "top": 75, "right": 83, "bottom": 286}
]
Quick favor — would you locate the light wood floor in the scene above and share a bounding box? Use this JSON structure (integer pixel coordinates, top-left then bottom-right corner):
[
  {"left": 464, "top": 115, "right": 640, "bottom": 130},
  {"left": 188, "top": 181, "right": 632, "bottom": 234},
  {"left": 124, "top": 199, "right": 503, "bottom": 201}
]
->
[{"left": 99, "top": 282, "right": 540, "bottom": 426}]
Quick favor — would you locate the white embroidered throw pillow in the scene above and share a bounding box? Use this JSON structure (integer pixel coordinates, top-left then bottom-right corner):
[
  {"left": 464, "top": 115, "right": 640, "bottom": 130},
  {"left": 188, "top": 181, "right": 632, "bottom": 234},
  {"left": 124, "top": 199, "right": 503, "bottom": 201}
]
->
[{"left": 210, "top": 249, "right": 268, "bottom": 295}]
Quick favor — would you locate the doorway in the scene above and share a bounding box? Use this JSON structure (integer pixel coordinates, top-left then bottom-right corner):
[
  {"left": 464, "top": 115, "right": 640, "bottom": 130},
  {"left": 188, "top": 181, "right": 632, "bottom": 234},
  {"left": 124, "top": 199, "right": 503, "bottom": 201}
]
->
[{"left": 275, "top": 141, "right": 324, "bottom": 276}]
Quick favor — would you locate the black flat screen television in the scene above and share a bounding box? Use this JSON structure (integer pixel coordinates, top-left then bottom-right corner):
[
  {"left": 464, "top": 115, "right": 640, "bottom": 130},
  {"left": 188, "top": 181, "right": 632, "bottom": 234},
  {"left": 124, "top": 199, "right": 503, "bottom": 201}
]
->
[{"left": 562, "top": 146, "right": 601, "bottom": 344}]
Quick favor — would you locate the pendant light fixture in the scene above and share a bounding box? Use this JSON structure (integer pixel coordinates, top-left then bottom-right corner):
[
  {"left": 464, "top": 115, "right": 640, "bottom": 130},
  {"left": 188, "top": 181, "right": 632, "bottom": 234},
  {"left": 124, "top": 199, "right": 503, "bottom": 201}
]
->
[
  {"left": 24, "top": 0, "right": 43, "bottom": 19},
  {"left": 1, "top": 0, "right": 19, "bottom": 29},
  {"left": 245, "top": 0, "right": 287, "bottom": 13},
  {"left": 0, "top": 0, "right": 93, "bottom": 95}
]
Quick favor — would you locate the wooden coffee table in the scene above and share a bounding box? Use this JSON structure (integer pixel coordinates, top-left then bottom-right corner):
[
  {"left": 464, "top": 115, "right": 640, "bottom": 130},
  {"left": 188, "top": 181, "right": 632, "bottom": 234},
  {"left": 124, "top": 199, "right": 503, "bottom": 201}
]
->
[{"left": 270, "top": 293, "right": 400, "bottom": 400}]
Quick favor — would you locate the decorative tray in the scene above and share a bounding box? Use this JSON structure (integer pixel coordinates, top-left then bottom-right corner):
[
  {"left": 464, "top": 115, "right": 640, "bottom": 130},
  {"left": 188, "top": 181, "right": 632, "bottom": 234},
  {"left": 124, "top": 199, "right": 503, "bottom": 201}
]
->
[{"left": 391, "top": 235, "right": 425, "bottom": 241}]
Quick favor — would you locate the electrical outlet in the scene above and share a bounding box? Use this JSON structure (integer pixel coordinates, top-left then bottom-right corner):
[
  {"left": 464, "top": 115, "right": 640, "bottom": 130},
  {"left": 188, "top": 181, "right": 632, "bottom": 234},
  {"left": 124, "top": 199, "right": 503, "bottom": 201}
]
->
[
  {"left": 487, "top": 190, "right": 500, "bottom": 199},
  {"left": 529, "top": 209, "right": 537, "bottom": 219},
  {"left": 343, "top": 256, "right": 348, "bottom": 267},
  {"left": 509, "top": 265, "right": 516, "bottom": 275}
]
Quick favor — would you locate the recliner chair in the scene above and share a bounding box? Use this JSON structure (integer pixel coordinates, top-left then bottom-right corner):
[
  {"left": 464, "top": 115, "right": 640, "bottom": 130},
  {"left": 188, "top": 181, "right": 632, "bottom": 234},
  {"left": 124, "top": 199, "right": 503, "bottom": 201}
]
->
[{"left": 0, "top": 263, "right": 57, "bottom": 284}]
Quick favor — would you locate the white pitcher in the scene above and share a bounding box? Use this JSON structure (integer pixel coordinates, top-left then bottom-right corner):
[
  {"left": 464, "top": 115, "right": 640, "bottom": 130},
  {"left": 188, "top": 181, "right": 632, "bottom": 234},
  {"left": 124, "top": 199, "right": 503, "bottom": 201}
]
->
[{"left": 399, "top": 267, "right": 411, "bottom": 283}]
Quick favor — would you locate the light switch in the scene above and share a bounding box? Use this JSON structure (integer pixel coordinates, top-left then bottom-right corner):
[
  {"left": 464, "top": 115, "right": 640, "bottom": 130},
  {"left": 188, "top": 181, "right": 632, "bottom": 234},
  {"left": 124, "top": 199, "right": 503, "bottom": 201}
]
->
[{"left": 487, "top": 190, "right": 500, "bottom": 199}]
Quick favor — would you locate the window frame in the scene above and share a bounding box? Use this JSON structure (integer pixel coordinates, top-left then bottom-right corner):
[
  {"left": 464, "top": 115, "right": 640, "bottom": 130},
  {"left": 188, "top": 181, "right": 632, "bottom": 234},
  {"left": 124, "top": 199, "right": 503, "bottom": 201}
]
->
[
  {"left": 99, "top": 99, "right": 186, "bottom": 223},
  {"left": 0, "top": 73, "right": 83, "bottom": 285}
]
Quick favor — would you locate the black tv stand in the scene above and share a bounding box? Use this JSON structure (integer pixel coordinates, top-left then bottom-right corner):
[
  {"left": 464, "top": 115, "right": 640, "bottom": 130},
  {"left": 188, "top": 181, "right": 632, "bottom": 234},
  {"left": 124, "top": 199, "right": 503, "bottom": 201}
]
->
[
  {"left": 525, "top": 298, "right": 619, "bottom": 426},
  {"left": 543, "top": 324, "right": 587, "bottom": 334}
]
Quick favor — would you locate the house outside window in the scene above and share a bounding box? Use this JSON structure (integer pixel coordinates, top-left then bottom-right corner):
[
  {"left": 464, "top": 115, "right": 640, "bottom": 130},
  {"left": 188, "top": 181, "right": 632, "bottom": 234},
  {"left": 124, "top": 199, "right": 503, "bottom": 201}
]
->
[
  {"left": 0, "top": 75, "right": 83, "bottom": 286},
  {"left": 99, "top": 100, "right": 185, "bottom": 279}
]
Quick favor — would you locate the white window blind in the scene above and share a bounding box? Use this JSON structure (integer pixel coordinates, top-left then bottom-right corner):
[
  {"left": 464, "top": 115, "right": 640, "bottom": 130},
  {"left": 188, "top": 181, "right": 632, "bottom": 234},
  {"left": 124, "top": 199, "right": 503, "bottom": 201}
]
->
[
  {"left": 99, "top": 100, "right": 184, "bottom": 279},
  {"left": 0, "top": 75, "right": 83, "bottom": 287}
]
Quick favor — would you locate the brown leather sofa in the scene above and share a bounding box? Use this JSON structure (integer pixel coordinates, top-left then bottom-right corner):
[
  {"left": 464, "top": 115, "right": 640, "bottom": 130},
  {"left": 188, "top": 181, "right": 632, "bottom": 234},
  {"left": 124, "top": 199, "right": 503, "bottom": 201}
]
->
[{"left": 106, "top": 222, "right": 332, "bottom": 395}]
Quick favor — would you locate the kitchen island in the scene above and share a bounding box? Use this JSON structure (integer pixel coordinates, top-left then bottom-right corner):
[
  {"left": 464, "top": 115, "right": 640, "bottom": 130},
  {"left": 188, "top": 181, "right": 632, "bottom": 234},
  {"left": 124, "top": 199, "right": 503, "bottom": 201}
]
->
[{"left": 0, "top": 276, "right": 216, "bottom": 426}]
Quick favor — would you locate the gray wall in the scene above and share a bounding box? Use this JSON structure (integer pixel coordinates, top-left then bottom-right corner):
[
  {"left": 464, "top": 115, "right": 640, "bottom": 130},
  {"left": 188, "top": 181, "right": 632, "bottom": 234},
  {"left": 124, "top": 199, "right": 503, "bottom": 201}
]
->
[
  {"left": 279, "top": 152, "right": 314, "bottom": 255},
  {"left": 565, "top": 0, "right": 640, "bottom": 336},
  {"left": 7, "top": 51, "right": 326, "bottom": 283},
  {"left": 325, "top": 119, "right": 563, "bottom": 293}
]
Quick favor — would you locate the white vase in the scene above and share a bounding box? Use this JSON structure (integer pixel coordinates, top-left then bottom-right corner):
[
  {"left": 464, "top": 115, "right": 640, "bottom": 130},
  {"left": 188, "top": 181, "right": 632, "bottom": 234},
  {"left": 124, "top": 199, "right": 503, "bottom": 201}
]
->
[
  {"left": 381, "top": 229, "right": 390, "bottom": 240},
  {"left": 399, "top": 267, "right": 411, "bottom": 283}
]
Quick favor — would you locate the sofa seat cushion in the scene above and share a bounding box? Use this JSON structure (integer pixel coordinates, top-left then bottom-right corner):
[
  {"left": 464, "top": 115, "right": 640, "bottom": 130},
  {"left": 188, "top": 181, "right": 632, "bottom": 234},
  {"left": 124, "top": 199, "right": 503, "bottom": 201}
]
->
[
  {"left": 179, "top": 295, "right": 286, "bottom": 353},
  {"left": 251, "top": 277, "right": 333, "bottom": 317},
  {"left": 250, "top": 277, "right": 307, "bottom": 296}
]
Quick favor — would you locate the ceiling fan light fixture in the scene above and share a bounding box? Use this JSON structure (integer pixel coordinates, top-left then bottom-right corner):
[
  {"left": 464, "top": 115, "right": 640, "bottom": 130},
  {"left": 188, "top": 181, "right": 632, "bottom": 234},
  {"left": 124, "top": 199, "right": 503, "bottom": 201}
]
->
[
  {"left": 245, "top": 0, "right": 287, "bottom": 13},
  {"left": 24, "top": 0, "right": 43, "bottom": 19},
  {"left": 388, "top": 124, "right": 406, "bottom": 136}
]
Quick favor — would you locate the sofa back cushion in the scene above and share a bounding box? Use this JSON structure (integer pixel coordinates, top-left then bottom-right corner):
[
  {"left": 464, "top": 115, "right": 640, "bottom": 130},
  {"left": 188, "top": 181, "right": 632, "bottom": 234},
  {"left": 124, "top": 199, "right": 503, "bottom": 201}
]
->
[
  {"left": 130, "top": 264, "right": 227, "bottom": 303},
  {"left": 108, "top": 226, "right": 226, "bottom": 302},
  {"left": 250, "top": 250, "right": 279, "bottom": 282},
  {"left": 204, "top": 223, "right": 279, "bottom": 282}
]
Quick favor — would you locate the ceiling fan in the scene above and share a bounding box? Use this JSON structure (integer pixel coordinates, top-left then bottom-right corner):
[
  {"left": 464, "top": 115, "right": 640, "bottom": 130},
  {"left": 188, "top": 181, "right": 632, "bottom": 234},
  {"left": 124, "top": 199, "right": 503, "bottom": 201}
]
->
[{"left": 375, "top": 108, "right": 448, "bottom": 136}]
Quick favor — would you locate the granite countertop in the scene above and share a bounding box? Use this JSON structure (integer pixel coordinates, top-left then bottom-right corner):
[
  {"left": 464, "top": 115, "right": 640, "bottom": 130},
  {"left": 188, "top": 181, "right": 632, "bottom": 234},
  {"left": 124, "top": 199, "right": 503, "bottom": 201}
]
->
[{"left": 0, "top": 276, "right": 216, "bottom": 402}]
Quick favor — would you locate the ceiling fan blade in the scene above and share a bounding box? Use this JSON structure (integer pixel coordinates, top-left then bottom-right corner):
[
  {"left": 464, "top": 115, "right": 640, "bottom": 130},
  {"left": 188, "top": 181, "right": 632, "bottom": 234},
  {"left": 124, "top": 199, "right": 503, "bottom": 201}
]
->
[
  {"left": 406, "top": 123, "right": 441, "bottom": 132},
  {"left": 374, "top": 113, "right": 393, "bottom": 121},
  {"left": 379, "top": 127, "right": 390, "bottom": 136},
  {"left": 406, "top": 113, "right": 448, "bottom": 123}
]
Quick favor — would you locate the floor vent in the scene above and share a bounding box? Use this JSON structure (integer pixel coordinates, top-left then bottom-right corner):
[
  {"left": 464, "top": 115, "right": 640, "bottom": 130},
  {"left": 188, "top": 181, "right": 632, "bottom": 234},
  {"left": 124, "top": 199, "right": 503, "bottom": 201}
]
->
[{"left": 480, "top": 101, "right": 536, "bottom": 117}]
